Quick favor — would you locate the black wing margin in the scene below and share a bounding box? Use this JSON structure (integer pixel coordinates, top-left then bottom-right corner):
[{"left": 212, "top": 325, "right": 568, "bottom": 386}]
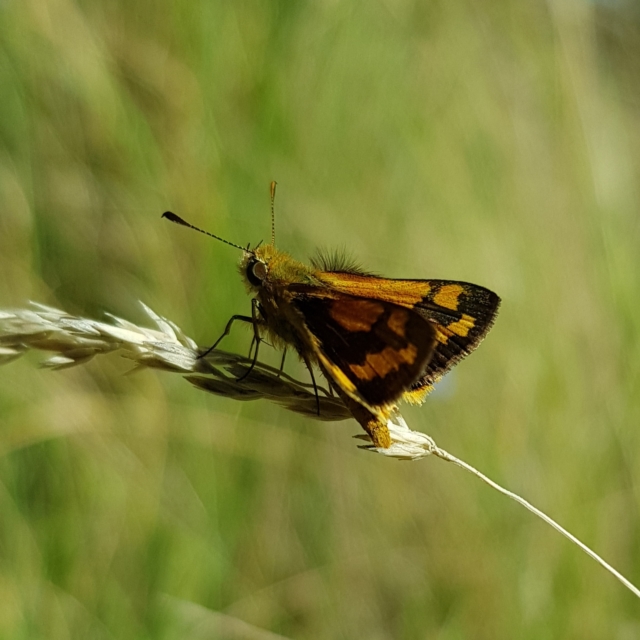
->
[{"left": 407, "top": 280, "right": 500, "bottom": 398}]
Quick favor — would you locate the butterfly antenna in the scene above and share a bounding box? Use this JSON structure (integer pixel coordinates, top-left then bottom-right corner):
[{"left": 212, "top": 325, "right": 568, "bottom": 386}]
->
[
  {"left": 270, "top": 181, "right": 277, "bottom": 246},
  {"left": 162, "top": 211, "right": 249, "bottom": 252}
]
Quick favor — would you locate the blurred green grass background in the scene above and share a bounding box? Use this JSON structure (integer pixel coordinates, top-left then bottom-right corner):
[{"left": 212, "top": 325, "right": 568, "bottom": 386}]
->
[{"left": 2, "top": 0, "right": 640, "bottom": 637}]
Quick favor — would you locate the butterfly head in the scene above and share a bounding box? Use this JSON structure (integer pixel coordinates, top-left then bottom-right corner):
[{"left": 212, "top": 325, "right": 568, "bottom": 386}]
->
[
  {"left": 240, "top": 244, "right": 289, "bottom": 289},
  {"left": 241, "top": 243, "right": 315, "bottom": 293},
  {"left": 241, "top": 245, "right": 271, "bottom": 289}
]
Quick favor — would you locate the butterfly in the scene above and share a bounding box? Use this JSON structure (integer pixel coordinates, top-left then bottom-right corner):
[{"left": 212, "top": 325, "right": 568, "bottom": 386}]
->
[{"left": 163, "top": 183, "right": 500, "bottom": 447}]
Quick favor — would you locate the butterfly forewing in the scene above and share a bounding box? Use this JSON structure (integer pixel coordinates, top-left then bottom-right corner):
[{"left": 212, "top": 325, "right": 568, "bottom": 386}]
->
[
  {"left": 315, "top": 272, "right": 500, "bottom": 399},
  {"left": 410, "top": 280, "right": 500, "bottom": 391},
  {"left": 290, "top": 290, "right": 437, "bottom": 407}
]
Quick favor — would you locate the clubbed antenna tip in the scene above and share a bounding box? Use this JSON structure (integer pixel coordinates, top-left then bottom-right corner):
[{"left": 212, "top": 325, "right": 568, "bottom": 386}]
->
[{"left": 162, "top": 211, "right": 189, "bottom": 226}]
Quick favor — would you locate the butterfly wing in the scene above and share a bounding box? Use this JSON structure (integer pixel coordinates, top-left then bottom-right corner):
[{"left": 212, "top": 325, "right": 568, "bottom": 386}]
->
[
  {"left": 288, "top": 288, "right": 437, "bottom": 408},
  {"left": 316, "top": 273, "right": 500, "bottom": 402},
  {"left": 407, "top": 279, "right": 500, "bottom": 400}
]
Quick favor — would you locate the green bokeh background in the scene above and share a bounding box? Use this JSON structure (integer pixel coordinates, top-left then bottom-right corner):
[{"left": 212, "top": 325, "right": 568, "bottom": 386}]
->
[{"left": 2, "top": 1, "right": 640, "bottom": 637}]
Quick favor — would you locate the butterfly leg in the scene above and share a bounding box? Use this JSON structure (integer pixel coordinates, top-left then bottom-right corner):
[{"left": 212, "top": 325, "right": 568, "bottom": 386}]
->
[
  {"left": 236, "top": 299, "right": 263, "bottom": 381},
  {"left": 301, "top": 354, "right": 320, "bottom": 416},
  {"left": 276, "top": 349, "right": 287, "bottom": 378},
  {"left": 199, "top": 314, "right": 254, "bottom": 359}
]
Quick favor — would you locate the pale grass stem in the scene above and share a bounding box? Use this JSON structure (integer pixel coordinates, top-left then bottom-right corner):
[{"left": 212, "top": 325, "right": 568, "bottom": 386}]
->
[{"left": 1, "top": 302, "right": 638, "bottom": 599}]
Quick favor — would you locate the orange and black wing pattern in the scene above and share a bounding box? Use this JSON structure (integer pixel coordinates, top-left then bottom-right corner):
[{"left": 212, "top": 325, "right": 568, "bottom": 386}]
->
[
  {"left": 289, "top": 289, "right": 437, "bottom": 408},
  {"left": 316, "top": 272, "right": 500, "bottom": 403},
  {"left": 407, "top": 279, "right": 500, "bottom": 402}
]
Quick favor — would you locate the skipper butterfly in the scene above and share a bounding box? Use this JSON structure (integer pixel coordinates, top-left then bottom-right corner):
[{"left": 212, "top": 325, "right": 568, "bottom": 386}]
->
[{"left": 163, "top": 183, "right": 500, "bottom": 447}]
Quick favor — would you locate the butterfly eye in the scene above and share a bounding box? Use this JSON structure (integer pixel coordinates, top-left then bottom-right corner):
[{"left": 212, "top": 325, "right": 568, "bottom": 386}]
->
[{"left": 247, "top": 259, "right": 268, "bottom": 286}]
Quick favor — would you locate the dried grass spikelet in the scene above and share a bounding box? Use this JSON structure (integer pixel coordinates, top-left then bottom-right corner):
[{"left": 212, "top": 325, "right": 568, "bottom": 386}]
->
[{"left": 0, "top": 302, "right": 434, "bottom": 456}]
